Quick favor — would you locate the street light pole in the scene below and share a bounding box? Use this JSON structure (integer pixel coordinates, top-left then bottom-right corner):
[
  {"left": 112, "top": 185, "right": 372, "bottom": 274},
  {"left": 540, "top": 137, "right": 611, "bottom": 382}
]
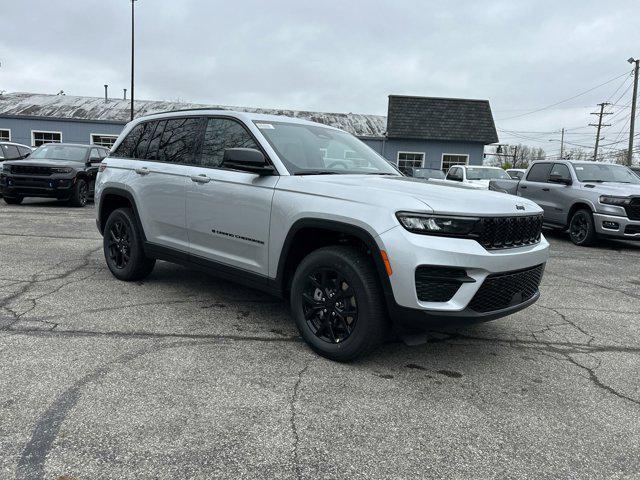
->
[
  {"left": 628, "top": 57, "right": 639, "bottom": 166},
  {"left": 130, "top": 0, "right": 138, "bottom": 122}
]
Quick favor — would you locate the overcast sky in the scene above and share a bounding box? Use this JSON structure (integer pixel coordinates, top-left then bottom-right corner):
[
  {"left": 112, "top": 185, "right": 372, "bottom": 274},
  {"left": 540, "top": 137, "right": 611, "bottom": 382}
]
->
[{"left": 1, "top": 0, "right": 638, "bottom": 156}]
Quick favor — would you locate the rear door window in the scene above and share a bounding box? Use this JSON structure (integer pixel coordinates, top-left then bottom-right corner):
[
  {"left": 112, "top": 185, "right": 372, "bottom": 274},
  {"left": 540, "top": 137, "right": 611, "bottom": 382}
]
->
[
  {"left": 526, "top": 163, "right": 552, "bottom": 182},
  {"left": 158, "top": 117, "right": 204, "bottom": 164}
]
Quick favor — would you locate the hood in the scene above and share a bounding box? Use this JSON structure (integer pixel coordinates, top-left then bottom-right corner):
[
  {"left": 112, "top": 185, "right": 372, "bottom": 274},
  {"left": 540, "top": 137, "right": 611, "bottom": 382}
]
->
[
  {"left": 278, "top": 174, "right": 542, "bottom": 216},
  {"left": 580, "top": 182, "right": 640, "bottom": 197},
  {"left": 3, "top": 158, "right": 84, "bottom": 169}
]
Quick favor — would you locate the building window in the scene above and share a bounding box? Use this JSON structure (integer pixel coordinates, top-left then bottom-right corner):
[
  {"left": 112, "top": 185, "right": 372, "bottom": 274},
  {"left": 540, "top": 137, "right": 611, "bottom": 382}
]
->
[
  {"left": 90, "top": 134, "right": 118, "bottom": 148},
  {"left": 397, "top": 152, "right": 424, "bottom": 173},
  {"left": 32, "top": 131, "right": 62, "bottom": 147},
  {"left": 0, "top": 129, "right": 10, "bottom": 141},
  {"left": 441, "top": 154, "right": 469, "bottom": 173}
]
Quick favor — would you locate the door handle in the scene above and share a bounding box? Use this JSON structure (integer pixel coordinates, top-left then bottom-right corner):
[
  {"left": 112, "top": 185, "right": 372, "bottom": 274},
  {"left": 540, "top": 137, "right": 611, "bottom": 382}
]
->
[
  {"left": 134, "top": 167, "right": 150, "bottom": 176},
  {"left": 542, "top": 188, "right": 550, "bottom": 192},
  {"left": 520, "top": 185, "right": 527, "bottom": 189},
  {"left": 190, "top": 174, "right": 211, "bottom": 184}
]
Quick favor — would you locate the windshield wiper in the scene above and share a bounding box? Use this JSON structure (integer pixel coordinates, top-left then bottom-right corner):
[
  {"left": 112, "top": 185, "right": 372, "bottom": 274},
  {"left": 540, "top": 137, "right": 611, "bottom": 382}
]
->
[
  {"left": 365, "top": 172, "right": 398, "bottom": 175},
  {"left": 580, "top": 179, "right": 604, "bottom": 183}
]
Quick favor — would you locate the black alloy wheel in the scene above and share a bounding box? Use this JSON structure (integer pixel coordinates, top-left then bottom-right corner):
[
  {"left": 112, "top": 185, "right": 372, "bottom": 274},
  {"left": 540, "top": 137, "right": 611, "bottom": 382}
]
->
[
  {"left": 569, "top": 209, "right": 596, "bottom": 246},
  {"left": 107, "top": 220, "right": 131, "bottom": 269},
  {"left": 302, "top": 267, "right": 358, "bottom": 344}
]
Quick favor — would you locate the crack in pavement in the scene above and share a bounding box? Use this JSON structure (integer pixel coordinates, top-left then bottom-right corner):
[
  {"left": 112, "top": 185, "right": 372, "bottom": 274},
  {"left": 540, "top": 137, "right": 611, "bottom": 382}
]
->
[
  {"left": 290, "top": 361, "right": 311, "bottom": 480},
  {"left": 14, "top": 340, "right": 206, "bottom": 480}
]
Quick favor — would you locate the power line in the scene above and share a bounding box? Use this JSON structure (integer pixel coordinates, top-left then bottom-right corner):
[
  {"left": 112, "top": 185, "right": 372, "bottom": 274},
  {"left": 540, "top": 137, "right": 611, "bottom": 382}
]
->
[{"left": 496, "top": 70, "right": 632, "bottom": 121}]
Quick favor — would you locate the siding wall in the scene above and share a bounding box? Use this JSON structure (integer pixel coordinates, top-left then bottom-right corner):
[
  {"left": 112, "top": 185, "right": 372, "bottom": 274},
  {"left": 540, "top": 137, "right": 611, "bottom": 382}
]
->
[
  {"left": 0, "top": 117, "right": 125, "bottom": 147},
  {"left": 361, "top": 138, "right": 484, "bottom": 168}
]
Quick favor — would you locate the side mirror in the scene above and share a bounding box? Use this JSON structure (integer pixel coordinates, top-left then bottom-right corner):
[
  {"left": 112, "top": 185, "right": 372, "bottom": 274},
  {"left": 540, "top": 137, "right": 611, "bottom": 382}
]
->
[
  {"left": 548, "top": 174, "right": 572, "bottom": 185},
  {"left": 222, "top": 148, "right": 273, "bottom": 175}
]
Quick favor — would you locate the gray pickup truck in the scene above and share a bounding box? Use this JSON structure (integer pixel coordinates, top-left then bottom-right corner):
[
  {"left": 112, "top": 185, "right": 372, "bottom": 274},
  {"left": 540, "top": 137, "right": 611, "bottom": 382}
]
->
[{"left": 490, "top": 160, "right": 640, "bottom": 246}]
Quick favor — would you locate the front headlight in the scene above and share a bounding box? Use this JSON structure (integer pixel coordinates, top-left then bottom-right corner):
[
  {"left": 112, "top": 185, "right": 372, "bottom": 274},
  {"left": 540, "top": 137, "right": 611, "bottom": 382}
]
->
[
  {"left": 51, "top": 167, "right": 72, "bottom": 174},
  {"left": 396, "top": 212, "right": 479, "bottom": 237},
  {"left": 599, "top": 195, "right": 631, "bottom": 206}
]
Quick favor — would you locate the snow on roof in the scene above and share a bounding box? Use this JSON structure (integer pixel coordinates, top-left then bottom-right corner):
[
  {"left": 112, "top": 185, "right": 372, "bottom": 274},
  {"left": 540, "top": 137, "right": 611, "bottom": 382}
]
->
[{"left": 0, "top": 92, "right": 387, "bottom": 138}]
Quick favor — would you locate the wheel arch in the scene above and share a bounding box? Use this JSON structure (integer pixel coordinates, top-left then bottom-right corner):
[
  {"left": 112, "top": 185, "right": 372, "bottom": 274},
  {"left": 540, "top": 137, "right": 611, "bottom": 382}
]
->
[
  {"left": 276, "top": 218, "right": 393, "bottom": 304},
  {"left": 567, "top": 201, "right": 595, "bottom": 226},
  {"left": 97, "top": 187, "right": 146, "bottom": 240}
]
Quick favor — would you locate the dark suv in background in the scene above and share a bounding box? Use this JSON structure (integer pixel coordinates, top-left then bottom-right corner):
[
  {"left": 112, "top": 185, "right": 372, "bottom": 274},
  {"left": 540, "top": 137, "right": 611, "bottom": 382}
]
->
[{"left": 0, "top": 143, "right": 108, "bottom": 206}]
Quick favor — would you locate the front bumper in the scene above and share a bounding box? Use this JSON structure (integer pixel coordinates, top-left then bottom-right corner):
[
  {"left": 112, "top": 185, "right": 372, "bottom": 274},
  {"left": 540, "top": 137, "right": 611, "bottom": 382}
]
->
[
  {"left": 377, "top": 225, "right": 550, "bottom": 325},
  {"left": 0, "top": 174, "right": 75, "bottom": 199},
  {"left": 593, "top": 213, "right": 640, "bottom": 239}
]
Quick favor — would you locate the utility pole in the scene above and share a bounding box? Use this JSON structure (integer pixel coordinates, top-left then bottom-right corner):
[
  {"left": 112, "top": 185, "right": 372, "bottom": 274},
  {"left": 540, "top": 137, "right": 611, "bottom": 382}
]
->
[
  {"left": 590, "top": 102, "right": 612, "bottom": 161},
  {"left": 512, "top": 145, "right": 518, "bottom": 168},
  {"left": 628, "top": 57, "right": 639, "bottom": 166},
  {"left": 130, "top": 0, "right": 138, "bottom": 121},
  {"left": 560, "top": 128, "right": 565, "bottom": 159}
]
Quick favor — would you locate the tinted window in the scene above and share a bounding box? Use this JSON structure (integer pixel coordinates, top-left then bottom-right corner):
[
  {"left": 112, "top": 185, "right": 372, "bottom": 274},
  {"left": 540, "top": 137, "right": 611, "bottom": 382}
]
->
[
  {"left": 146, "top": 121, "right": 166, "bottom": 161},
  {"left": 199, "top": 118, "right": 259, "bottom": 168},
  {"left": 550, "top": 163, "right": 571, "bottom": 181},
  {"left": 447, "top": 167, "right": 462, "bottom": 181},
  {"left": 159, "top": 117, "right": 203, "bottom": 164},
  {"left": 113, "top": 123, "right": 146, "bottom": 158},
  {"left": 2, "top": 145, "right": 20, "bottom": 160},
  {"left": 90, "top": 148, "right": 101, "bottom": 160},
  {"left": 18, "top": 146, "right": 32, "bottom": 158},
  {"left": 133, "top": 121, "right": 158, "bottom": 159},
  {"left": 526, "top": 163, "right": 552, "bottom": 182}
]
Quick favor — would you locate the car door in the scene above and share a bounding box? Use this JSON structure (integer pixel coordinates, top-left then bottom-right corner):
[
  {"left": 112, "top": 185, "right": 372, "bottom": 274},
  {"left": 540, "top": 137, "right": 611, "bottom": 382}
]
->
[
  {"left": 543, "top": 163, "right": 573, "bottom": 225},
  {"left": 113, "top": 119, "right": 196, "bottom": 252},
  {"left": 185, "top": 117, "right": 278, "bottom": 276},
  {"left": 519, "top": 163, "right": 552, "bottom": 215}
]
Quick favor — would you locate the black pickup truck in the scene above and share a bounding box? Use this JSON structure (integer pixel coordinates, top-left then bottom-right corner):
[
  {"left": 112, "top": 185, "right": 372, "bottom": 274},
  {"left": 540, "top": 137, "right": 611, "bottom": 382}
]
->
[{"left": 1, "top": 143, "right": 108, "bottom": 207}]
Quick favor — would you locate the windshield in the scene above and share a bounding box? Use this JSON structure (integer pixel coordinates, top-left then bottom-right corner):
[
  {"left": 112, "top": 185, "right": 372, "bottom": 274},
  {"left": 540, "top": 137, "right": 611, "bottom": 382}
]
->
[
  {"left": 466, "top": 167, "right": 510, "bottom": 180},
  {"left": 573, "top": 164, "right": 640, "bottom": 184},
  {"left": 30, "top": 145, "right": 88, "bottom": 162},
  {"left": 413, "top": 168, "right": 445, "bottom": 179},
  {"left": 254, "top": 121, "right": 399, "bottom": 175}
]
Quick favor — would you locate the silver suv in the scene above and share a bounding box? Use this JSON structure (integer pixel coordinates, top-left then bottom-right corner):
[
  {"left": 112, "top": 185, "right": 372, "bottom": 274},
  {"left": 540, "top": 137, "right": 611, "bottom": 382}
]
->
[{"left": 95, "top": 110, "right": 550, "bottom": 360}]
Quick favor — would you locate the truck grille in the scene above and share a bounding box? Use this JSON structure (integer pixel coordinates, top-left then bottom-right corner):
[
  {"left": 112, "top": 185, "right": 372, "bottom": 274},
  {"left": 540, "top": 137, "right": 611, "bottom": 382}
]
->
[
  {"left": 476, "top": 215, "right": 543, "bottom": 250},
  {"left": 468, "top": 264, "right": 545, "bottom": 313},
  {"left": 415, "top": 266, "right": 472, "bottom": 302},
  {"left": 9, "top": 165, "right": 53, "bottom": 176},
  {"left": 625, "top": 198, "right": 640, "bottom": 221}
]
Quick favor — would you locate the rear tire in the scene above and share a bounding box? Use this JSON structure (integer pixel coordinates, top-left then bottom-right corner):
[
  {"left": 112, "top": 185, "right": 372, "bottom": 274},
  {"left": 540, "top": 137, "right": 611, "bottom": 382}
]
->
[
  {"left": 290, "top": 246, "right": 387, "bottom": 361},
  {"left": 3, "top": 196, "right": 23, "bottom": 205},
  {"left": 103, "top": 208, "right": 155, "bottom": 281},
  {"left": 569, "top": 209, "right": 597, "bottom": 246},
  {"left": 69, "top": 178, "right": 89, "bottom": 207}
]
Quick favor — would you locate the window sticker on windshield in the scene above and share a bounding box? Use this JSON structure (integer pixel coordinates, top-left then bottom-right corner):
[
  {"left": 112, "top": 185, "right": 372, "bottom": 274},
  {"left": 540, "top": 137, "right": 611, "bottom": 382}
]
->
[
  {"left": 575, "top": 167, "right": 584, "bottom": 170},
  {"left": 256, "top": 123, "right": 275, "bottom": 130}
]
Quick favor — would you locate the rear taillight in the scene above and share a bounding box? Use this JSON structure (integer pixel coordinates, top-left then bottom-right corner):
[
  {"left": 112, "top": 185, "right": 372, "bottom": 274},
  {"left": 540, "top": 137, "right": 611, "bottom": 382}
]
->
[{"left": 98, "top": 162, "right": 107, "bottom": 173}]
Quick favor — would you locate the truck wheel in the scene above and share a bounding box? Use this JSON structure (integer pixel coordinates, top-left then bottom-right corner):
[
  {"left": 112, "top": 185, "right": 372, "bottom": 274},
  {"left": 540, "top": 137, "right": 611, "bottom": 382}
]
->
[
  {"left": 569, "top": 209, "right": 597, "bottom": 246},
  {"left": 3, "top": 196, "right": 23, "bottom": 205},
  {"left": 290, "top": 246, "right": 387, "bottom": 361},
  {"left": 103, "top": 208, "right": 156, "bottom": 281},
  {"left": 69, "top": 178, "right": 89, "bottom": 207}
]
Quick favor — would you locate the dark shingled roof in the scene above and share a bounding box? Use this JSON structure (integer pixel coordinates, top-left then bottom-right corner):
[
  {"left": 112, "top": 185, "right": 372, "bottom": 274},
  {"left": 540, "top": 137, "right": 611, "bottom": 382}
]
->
[{"left": 386, "top": 95, "right": 498, "bottom": 144}]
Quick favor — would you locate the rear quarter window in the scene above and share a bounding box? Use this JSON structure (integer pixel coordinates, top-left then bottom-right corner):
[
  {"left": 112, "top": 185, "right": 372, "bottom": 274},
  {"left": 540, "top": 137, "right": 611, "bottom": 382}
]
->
[{"left": 526, "top": 163, "right": 552, "bottom": 182}]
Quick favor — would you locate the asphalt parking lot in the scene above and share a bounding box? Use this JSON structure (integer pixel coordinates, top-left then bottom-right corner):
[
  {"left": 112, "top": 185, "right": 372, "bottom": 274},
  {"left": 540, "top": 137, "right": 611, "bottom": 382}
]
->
[{"left": 1, "top": 199, "right": 639, "bottom": 480}]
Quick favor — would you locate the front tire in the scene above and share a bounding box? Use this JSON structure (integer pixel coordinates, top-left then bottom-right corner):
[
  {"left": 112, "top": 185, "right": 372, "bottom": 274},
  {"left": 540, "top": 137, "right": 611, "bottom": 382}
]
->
[
  {"left": 3, "top": 196, "right": 23, "bottom": 205},
  {"left": 103, "top": 208, "right": 155, "bottom": 281},
  {"left": 69, "top": 178, "right": 89, "bottom": 207},
  {"left": 569, "top": 209, "right": 597, "bottom": 246},
  {"left": 290, "top": 246, "right": 387, "bottom": 361}
]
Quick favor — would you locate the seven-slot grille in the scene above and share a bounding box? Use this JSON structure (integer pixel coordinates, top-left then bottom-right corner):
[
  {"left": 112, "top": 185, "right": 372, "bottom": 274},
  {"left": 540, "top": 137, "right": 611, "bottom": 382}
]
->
[
  {"left": 476, "top": 215, "right": 543, "bottom": 250},
  {"left": 625, "top": 198, "right": 640, "bottom": 221},
  {"left": 468, "top": 264, "right": 545, "bottom": 313},
  {"left": 8, "top": 165, "right": 53, "bottom": 176}
]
